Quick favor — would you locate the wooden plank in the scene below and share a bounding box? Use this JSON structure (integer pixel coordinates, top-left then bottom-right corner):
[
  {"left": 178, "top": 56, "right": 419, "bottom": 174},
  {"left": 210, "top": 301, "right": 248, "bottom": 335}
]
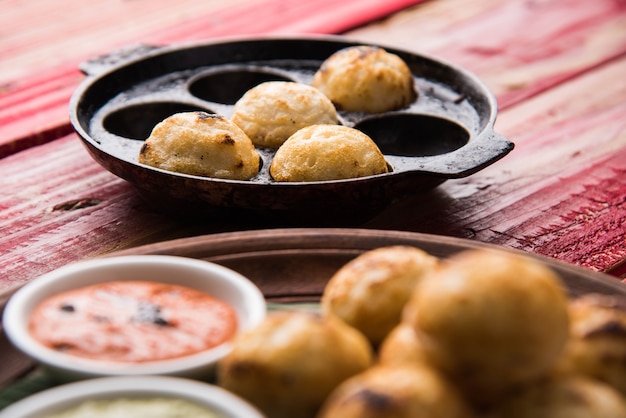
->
[
  {"left": 0, "top": 0, "right": 276, "bottom": 85},
  {"left": 1, "top": 0, "right": 421, "bottom": 81},
  {"left": 0, "top": 0, "right": 423, "bottom": 158}
]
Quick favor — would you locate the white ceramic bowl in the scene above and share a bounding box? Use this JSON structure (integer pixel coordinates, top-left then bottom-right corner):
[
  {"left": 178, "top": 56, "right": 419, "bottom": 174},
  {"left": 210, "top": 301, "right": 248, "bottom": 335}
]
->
[
  {"left": 0, "top": 375, "right": 266, "bottom": 418},
  {"left": 2, "top": 255, "right": 266, "bottom": 381}
]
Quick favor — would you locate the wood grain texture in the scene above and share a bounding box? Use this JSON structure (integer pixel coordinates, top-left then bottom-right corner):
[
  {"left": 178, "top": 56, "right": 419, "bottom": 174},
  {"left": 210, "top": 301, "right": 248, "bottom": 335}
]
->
[
  {"left": 0, "top": 0, "right": 252, "bottom": 84},
  {"left": 1, "top": 0, "right": 626, "bottom": 298},
  {"left": 5, "top": 0, "right": 407, "bottom": 85},
  {"left": 0, "top": 136, "right": 224, "bottom": 294}
]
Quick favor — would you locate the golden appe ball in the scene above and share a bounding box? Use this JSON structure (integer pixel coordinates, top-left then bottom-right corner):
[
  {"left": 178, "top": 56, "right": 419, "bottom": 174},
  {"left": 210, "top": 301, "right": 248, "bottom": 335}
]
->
[
  {"left": 269, "top": 124, "right": 388, "bottom": 182},
  {"left": 317, "top": 365, "right": 475, "bottom": 418},
  {"left": 321, "top": 246, "right": 438, "bottom": 346},
  {"left": 217, "top": 310, "right": 373, "bottom": 418},
  {"left": 138, "top": 112, "right": 260, "bottom": 180},
  {"left": 312, "top": 45, "right": 416, "bottom": 113},
  {"left": 406, "top": 249, "right": 570, "bottom": 406},
  {"left": 231, "top": 81, "right": 339, "bottom": 149}
]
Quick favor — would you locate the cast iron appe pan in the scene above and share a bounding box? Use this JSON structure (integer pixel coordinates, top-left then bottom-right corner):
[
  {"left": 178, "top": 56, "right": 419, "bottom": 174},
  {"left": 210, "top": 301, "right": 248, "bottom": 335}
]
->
[{"left": 69, "top": 35, "right": 514, "bottom": 225}]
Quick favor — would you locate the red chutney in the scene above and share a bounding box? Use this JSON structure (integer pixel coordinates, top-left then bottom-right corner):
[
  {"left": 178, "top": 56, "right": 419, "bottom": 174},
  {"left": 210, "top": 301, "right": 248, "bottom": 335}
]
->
[{"left": 28, "top": 281, "right": 238, "bottom": 363}]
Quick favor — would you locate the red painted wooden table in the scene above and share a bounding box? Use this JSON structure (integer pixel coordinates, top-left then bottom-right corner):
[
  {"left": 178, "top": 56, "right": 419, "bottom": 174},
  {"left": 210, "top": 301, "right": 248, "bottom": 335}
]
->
[{"left": 1, "top": 0, "right": 626, "bottom": 389}]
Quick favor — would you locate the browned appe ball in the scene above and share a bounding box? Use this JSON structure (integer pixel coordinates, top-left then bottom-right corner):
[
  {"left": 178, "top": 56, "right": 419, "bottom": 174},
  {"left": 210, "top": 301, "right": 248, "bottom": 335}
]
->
[
  {"left": 231, "top": 81, "right": 339, "bottom": 149},
  {"left": 217, "top": 310, "right": 373, "bottom": 418},
  {"left": 317, "top": 365, "right": 475, "bottom": 418},
  {"left": 406, "top": 249, "right": 570, "bottom": 407},
  {"left": 312, "top": 45, "right": 416, "bottom": 113},
  {"left": 321, "top": 246, "right": 438, "bottom": 346},
  {"left": 138, "top": 111, "right": 260, "bottom": 180},
  {"left": 269, "top": 124, "right": 388, "bottom": 182}
]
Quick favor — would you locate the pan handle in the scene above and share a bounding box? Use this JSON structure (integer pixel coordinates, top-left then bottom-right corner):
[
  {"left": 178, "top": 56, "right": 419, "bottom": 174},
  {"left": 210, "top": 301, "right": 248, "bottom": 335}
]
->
[
  {"left": 429, "top": 129, "right": 514, "bottom": 177},
  {"left": 385, "top": 129, "right": 514, "bottom": 178},
  {"left": 78, "top": 43, "right": 164, "bottom": 77}
]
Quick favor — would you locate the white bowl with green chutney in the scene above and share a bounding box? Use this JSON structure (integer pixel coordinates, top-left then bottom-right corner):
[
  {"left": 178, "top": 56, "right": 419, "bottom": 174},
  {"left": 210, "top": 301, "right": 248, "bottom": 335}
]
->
[{"left": 0, "top": 375, "right": 266, "bottom": 418}]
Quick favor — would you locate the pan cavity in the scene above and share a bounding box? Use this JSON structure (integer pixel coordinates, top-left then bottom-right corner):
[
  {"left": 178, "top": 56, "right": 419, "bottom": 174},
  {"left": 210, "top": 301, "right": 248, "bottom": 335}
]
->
[
  {"left": 356, "top": 114, "right": 470, "bottom": 157},
  {"left": 188, "top": 66, "right": 295, "bottom": 105},
  {"left": 103, "top": 102, "right": 210, "bottom": 140}
]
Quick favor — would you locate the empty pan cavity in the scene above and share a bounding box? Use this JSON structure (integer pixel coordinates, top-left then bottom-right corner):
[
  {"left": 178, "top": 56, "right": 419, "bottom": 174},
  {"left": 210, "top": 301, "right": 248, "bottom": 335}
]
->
[
  {"left": 356, "top": 114, "right": 469, "bottom": 158},
  {"left": 188, "top": 66, "right": 296, "bottom": 105},
  {"left": 103, "top": 102, "right": 212, "bottom": 140}
]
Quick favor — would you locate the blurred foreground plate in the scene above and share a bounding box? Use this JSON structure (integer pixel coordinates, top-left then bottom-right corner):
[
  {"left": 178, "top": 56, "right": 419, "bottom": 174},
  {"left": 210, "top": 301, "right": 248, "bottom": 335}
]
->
[{"left": 110, "top": 228, "right": 626, "bottom": 302}]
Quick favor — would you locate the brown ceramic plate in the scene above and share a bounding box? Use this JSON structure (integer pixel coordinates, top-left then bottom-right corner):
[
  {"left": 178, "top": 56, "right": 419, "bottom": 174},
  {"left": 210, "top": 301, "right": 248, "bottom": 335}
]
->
[{"left": 69, "top": 35, "right": 514, "bottom": 224}]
